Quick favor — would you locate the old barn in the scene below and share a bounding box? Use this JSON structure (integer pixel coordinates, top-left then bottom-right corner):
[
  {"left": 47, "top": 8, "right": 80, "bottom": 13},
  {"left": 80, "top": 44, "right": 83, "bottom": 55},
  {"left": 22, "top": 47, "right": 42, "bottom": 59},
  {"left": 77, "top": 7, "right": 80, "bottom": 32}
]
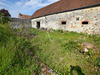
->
[{"left": 19, "top": 0, "right": 100, "bottom": 34}]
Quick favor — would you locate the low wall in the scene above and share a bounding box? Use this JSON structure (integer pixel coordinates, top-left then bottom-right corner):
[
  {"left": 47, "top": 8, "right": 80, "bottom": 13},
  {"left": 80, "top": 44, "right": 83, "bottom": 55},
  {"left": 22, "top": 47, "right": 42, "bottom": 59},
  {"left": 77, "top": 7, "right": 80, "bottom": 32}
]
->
[{"left": 10, "top": 18, "right": 32, "bottom": 29}]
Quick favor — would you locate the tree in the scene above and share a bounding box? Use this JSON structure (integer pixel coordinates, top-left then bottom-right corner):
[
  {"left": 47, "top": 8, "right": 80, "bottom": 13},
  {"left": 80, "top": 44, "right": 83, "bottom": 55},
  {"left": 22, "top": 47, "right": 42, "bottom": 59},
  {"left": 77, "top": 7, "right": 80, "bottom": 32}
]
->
[{"left": 0, "top": 13, "right": 10, "bottom": 24}]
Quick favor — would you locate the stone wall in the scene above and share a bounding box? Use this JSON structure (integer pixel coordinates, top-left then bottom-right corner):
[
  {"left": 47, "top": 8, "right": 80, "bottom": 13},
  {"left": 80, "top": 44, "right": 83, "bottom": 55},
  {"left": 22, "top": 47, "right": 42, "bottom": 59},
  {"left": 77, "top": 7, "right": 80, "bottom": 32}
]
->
[
  {"left": 10, "top": 18, "right": 31, "bottom": 29},
  {"left": 31, "top": 6, "right": 100, "bottom": 34}
]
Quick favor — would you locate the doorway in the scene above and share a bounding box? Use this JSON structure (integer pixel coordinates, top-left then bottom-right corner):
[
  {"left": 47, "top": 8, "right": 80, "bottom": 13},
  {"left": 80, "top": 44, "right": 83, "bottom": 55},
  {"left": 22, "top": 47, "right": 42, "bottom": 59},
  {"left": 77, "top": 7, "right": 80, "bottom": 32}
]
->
[{"left": 36, "top": 21, "right": 40, "bottom": 29}]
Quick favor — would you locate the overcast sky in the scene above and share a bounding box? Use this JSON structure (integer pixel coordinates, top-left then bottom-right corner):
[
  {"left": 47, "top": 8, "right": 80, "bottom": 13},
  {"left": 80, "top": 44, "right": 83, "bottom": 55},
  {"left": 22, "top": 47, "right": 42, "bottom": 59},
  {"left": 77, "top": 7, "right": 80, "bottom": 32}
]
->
[{"left": 0, "top": 0, "right": 59, "bottom": 18}]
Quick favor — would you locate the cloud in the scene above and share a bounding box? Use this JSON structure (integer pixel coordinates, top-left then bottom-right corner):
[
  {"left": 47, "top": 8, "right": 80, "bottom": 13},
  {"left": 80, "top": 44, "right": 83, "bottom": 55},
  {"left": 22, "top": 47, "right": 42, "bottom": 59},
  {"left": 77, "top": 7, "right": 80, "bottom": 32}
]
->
[
  {"left": 0, "top": 1, "right": 8, "bottom": 6},
  {"left": 0, "top": 0, "right": 59, "bottom": 17},
  {"left": 25, "top": 0, "right": 39, "bottom": 6},
  {"left": 48, "top": 0, "right": 59, "bottom": 2},
  {"left": 25, "top": 0, "right": 59, "bottom": 7},
  {"left": 16, "top": 2, "right": 23, "bottom": 5}
]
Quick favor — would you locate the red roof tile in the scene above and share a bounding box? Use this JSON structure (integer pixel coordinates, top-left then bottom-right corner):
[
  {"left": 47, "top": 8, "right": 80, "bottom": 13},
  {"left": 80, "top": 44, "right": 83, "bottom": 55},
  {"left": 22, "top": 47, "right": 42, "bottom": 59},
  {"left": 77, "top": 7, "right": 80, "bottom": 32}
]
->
[
  {"left": 31, "top": 0, "right": 100, "bottom": 18},
  {"left": 18, "top": 13, "right": 31, "bottom": 19}
]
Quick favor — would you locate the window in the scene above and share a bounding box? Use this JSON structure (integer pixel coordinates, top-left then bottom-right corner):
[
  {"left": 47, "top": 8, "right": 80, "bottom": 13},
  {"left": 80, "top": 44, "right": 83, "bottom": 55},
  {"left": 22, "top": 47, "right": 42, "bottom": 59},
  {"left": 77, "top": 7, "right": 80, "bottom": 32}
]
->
[
  {"left": 82, "top": 21, "right": 89, "bottom": 24},
  {"left": 61, "top": 21, "right": 66, "bottom": 25}
]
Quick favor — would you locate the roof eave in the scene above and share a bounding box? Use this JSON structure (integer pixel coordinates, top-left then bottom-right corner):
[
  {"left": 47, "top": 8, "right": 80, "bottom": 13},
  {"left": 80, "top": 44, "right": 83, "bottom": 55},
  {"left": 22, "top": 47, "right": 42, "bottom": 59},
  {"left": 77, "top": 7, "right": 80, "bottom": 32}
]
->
[{"left": 31, "top": 3, "right": 100, "bottom": 19}]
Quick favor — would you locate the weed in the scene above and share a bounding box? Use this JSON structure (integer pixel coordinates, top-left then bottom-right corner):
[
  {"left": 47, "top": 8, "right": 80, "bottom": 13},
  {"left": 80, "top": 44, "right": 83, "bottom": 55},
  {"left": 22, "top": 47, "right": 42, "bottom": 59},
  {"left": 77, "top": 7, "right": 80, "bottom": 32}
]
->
[
  {"left": 61, "top": 40, "right": 78, "bottom": 51},
  {"left": 88, "top": 50, "right": 93, "bottom": 55},
  {"left": 0, "top": 24, "right": 41, "bottom": 75},
  {"left": 70, "top": 31, "right": 78, "bottom": 34},
  {"left": 29, "top": 28, "right": 39, "bottom": 35},
  {"left": 94, "top": 57, "right": 100, "bottom": 67},
  {"left": 70, "top": 65, "right": 85, "bottom": 75},
  {"left": 30, "top": 28, "right": 100, "bottom": 75},
  {"left": 56, "top": 29, "right": 63, "bottom": 33},
  {"left": 0, "top": 13, "right": 10, "bottom": 24}
]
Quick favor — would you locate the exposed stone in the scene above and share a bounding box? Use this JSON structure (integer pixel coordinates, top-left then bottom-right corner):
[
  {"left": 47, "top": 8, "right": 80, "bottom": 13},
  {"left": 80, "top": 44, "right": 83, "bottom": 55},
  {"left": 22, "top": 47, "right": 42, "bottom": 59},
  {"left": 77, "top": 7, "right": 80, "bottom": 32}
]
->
[
  {"left": 95, "top": 70, "right": 97, "bottom": 72},
  {"left": 41, "top": 63, "right": 57, "bottom": 75},
  {"left": 10, "top": 18, "right": 31, "bottom": 29},
  {"left": 86, "top": 55, "right": 90, "bottom": 58},
  {"left": 39, "top": 27, "right": 47, "bottom": 30},
  {"left": 59, "top": 57, "right": 63, "bottom": 61},
  {"left": 82, "top": 42, "right": 94, "bottom": 49},
  {"left": 84, "top": 48, "right": 89, "bottom": 53},
  {"left": 42, "top": 67, "right": 46, "bottom": 72}
]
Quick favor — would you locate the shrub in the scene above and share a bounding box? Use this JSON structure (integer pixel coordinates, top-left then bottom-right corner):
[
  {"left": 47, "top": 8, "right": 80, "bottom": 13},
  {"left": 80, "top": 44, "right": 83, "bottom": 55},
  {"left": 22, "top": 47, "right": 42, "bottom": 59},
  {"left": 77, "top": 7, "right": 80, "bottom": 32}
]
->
[
  {"left": 0, "top": 13, "right": 10, "bottom": 24},
  {"left": 2, "top": 17, "right": 10, "bottom": 24}
]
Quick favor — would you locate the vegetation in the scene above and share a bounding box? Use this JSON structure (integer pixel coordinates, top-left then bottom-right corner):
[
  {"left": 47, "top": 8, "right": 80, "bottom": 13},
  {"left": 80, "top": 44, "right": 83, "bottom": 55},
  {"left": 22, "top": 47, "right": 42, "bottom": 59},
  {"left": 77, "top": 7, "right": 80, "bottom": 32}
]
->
[
  {"left": 0, "top": 24, "right": 41, "bottom": 75},
  {"left": 0, "top": 22, "right": 100, "bottom": 75},
  {"left": 0, "top": 13, "right": 10, "bottom": 24},
  {"left": 30, "top": 28, "right": 100, "bottom": 75}
]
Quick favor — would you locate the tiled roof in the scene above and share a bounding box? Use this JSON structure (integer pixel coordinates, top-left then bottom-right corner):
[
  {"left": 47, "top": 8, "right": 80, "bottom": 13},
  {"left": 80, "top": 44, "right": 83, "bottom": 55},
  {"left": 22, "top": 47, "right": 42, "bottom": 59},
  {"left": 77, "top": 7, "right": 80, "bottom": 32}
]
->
[
  {"left": 31, "top": 0, "right": 100, "bottom": 18},
  {"left": 18, "top": 13, "right": 31, "bottom": 19}
]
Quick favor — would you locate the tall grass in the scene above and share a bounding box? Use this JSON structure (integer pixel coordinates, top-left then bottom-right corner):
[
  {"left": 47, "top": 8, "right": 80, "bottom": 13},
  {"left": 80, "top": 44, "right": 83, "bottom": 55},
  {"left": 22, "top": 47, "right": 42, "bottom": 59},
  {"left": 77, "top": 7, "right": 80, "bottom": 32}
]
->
[
  {"left": 1, "top": 23, "right": 99, "bottom": 75},
  {"left": 0, "top": 24, "right": 40, "bottom": 75}
]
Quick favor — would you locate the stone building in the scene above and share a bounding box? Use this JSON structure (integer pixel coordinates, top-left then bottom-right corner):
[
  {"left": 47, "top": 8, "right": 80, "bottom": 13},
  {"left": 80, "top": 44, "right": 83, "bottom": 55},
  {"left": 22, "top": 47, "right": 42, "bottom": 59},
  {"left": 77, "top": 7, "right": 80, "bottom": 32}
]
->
[{"left": 20, "top": 0, "right": 100, "bottom": 34}]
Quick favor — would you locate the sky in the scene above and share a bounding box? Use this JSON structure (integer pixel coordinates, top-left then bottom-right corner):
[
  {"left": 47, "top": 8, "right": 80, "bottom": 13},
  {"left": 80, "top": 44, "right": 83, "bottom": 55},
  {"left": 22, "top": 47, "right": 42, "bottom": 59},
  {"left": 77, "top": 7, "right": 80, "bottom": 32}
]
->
[{"left": 0, "top": 0, "right": 59, "bottom": 18}]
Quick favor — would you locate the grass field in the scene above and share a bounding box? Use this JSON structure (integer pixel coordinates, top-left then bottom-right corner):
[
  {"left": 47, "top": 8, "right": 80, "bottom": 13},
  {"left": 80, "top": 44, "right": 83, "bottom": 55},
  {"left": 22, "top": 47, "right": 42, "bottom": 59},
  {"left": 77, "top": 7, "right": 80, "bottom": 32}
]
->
[
  {"left": 0, "top": 24, "right": 100, "bottom": 75},
  {"left": 30, "top": 28, "right": 100, "bottom": 75}
]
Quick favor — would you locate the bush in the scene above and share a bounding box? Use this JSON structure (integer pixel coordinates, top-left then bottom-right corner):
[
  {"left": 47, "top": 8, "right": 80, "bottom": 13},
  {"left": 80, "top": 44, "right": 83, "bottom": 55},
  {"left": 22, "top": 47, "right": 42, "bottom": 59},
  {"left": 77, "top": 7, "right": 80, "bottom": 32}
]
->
[
  {"left": 2, "top": 17, "right": 10, "bottom": 24},
  {"left": 0, "top": 13, "right": 10, "bottom": 24},
  {"left": 0, "top": 24, "right": 14, "bottom": 45}
]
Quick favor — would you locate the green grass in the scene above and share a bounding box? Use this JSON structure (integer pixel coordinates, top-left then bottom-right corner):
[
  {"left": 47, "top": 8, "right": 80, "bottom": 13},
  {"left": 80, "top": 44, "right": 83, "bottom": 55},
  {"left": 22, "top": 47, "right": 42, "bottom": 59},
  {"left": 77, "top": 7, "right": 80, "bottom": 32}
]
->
[
  {"left": 0, "top": 24, "right": 41, "bottom": 75},
  {"left": 0, "top": 24, "right": 100, "bottom": 75},
  {"left": 30, "top": 28, "right": 100, "bottom": 75}
]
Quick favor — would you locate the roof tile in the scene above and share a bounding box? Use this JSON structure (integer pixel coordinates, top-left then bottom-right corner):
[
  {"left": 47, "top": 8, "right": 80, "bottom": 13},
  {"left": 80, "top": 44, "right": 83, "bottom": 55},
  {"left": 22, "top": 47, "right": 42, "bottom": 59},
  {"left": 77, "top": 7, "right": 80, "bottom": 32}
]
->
[{"left": 31, "top": 0, "right": 100, "bottom": 18}]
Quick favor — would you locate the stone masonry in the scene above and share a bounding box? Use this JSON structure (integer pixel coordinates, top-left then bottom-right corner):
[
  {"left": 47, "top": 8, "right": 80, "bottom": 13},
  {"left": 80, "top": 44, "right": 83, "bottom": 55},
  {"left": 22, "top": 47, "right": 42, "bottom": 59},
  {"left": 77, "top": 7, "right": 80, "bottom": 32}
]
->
[
  {"left": 31, "top": 6, "right": 100, "bottom": 34},
  {"left": 10, "top": 18, "right": 31, "bottom": 29}
]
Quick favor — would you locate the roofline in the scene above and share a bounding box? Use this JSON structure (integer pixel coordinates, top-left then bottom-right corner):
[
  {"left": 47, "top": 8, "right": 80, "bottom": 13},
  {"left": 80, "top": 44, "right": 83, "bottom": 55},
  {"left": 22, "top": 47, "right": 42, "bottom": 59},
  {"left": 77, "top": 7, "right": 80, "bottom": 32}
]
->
[
  {"left": 31, "top": 3, "right": 100, "bottom": 19},
  {"left": 10, "top": 17, "right": 31, "bottom": 20}
]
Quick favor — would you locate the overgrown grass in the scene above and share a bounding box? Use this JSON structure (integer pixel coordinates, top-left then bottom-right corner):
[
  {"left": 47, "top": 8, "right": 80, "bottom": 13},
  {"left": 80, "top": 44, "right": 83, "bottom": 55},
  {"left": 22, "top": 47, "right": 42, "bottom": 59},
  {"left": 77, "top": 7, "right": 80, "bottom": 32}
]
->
[
  {"left": 30, "top": 28, "right": 100, "bottom": 75},
  {"left": 0, "top": 24, "right": 100, "bottom": 75},
  {"left": 0, "top": 24, "right": 41, "bottom": 75}
]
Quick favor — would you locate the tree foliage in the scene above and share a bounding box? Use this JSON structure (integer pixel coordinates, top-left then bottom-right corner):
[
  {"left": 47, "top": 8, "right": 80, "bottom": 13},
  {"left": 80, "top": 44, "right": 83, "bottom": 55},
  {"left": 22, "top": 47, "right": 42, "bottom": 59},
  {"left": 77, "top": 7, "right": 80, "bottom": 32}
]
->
[{"left": 0, "top": 13, "right": 10, "bottom": 24}]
